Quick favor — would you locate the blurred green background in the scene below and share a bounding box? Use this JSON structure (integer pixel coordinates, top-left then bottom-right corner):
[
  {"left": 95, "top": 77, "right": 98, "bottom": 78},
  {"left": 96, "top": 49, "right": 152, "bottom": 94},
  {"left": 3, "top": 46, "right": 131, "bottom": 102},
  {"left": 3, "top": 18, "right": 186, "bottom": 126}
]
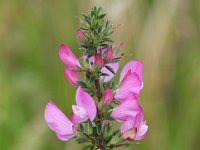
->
[{"left": 1, "top": 0, "right": 200, "bottom": 150}]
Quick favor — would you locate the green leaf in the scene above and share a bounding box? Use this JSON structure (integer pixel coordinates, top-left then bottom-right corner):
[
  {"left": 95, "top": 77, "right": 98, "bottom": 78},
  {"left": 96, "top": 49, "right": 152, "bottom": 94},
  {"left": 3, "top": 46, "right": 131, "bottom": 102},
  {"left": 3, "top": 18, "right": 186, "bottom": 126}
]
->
[
  {"left": 78, "top": 81, "right": 88, "bottom": 88},
  {"left": 82, "top": 145, "right": 94, "bottom": 150},
  {"left": 98, "top": 14, "right": 106, "bottom": 19},
  {"left": 76, "top": 138, "right": 88, "bottom": 144}
]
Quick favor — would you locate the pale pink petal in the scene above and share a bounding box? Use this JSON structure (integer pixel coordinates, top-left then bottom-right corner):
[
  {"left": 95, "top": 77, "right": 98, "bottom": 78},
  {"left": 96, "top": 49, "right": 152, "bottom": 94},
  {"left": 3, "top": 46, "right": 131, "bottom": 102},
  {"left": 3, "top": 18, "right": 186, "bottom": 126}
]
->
[
  {"left": 71, "top": 105, "right": 88, "bottom": 124},
  {"left": 120, "top": 60, "right": 143, "bottom": 87},
  {"left": 44, "top": 100, "right": 74, "bottom": 141},
  {"left": 58, "top": 44, "right": 79, "bottom": 70},
  {"left": 103, "top": 88, "right": 114, "bottom": 104},
  {"left": 111, "top": 98, "right": 142, "bottom": 122},
  {"left": 135, "top": 122, "right": 148, "bottom": 140},
  {"left": 121, "top": 120, "right": 135, "bottom": 133},
  {"left": 120, "top": 109, "right": 144, "bottom": 133},
  {"left": 76, "top": 87, "right": 97, "bottom": 122},
  {"left": 115, "top": 70, "right": 142, "bottom": 101},
  {"left": 101, "top": 62, "right": 119, "bottom": 82},
  {"left": 64, "top": 67, "right": 80, "bottom": 87}
]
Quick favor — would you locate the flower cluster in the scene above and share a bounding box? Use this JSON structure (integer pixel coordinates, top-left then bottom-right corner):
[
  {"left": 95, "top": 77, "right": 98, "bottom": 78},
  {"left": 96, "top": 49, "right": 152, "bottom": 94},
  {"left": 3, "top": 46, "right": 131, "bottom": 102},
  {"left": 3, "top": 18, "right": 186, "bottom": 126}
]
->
[{"left": 44, "top": 7, "right": 148, "bottom": 150}]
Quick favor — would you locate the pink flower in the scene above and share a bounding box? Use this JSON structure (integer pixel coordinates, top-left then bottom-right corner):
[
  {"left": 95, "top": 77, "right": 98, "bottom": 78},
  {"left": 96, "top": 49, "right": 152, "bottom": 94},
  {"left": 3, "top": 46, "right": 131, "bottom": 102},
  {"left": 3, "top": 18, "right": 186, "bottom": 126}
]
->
[
  {"left": 64, "top": 67, "right": 80, "bottom": 87},
  {"left": 58, "top": 44, "right": 79, "bottom": 70},
  {"left": 44, "top": 100, "right": 74, "bottom": 141},
  {"left": 121, "top": 112, "right": 148, "bottom": 141},
  {"left": 103, "top": 88, "right": 114, "bottom": 104},
  {"left": 76, "top": 28, "right": 84, "bottom": 41},
  {"left": 106, "top": 46, "right": 113, "bottom": 62},
  {"left": 115, "top": 70, "right": 142, "bottom": 101},
  {"left": 121, "top": 122, "right": 148, "bottom": 141},
  {"left": 71, "top": 87, "right": 97, "bottom": 124},
  {"left": 120, "top": 60, "right": 143, "bottom": 88},
  {"left": 111, "top": 96, "right": 148, "bottom": 140},
  {"left": 95, "top": 54, "right": 104, "bottom": 67}
]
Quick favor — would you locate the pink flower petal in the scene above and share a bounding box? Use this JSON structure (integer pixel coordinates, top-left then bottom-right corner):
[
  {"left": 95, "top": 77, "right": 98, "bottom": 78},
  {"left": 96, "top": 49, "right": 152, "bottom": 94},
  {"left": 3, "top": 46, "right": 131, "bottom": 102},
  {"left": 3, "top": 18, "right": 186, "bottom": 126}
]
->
[
  {"left": 120, "top": 109, "right": 144, "bottom": 133},
  {"left": 121, "top": 120, "right": 135, "bottom": 133},
  {"left": 64, "top": 67, "right": 80, "bottom": 87},
  {"left": 56, "top": 133, "right": 74, "bottom": 141},
  {"left": 120, "top": 60, "right": 143, "bottom": 87},
  {"left": 135, "top": 122, "right": 148, "bottom": 140},
  {"left": 44, "top": 100, "right": 74, "bottom": 141},
  {"left": 115, "top": 70, "right": 142, "bottom": 101},
  {"left": 58, "top": 44, "right": 79, "bottom": 70},
  {"left": 76, "top": 87, "right": 97, "bottom": 122},
  {"left": 101, "top": 62, "right": 119, "bottom": 82},
  {"left": 103, "top": 88, "right": 114, "bottom": 104},
  {"left": 111, "top": 97, "right": 142, "bottom": 122}
]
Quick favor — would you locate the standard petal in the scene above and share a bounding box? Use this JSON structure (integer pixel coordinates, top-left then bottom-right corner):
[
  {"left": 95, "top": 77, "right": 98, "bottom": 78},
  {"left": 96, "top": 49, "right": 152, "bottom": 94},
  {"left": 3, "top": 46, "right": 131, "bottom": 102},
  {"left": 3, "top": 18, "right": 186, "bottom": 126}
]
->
[
  {"left": 135, "top": 122, "right": 148, "bottom": 140},
  {"left": 44, "top": 100, "right": 74, "bottom": 141},
  {"left": 64, "top": 67, "right": 80, "bottom": 87},
  {"left": 58, "top": 44, "right": 79, "bottom": 70},
  {"left": 120, "top": 60, "right": 143, "bottom": 85},
  {"left": 101, "top": 62, "right": 119, "bottom": 82},
  {"left": 115, "top": 70, "right": 142, "bottom": 101},
  {"left": 111, "top": 97, "right": 142, "bottom": 122},
  {"left": 76, "top": 87, "right": 97, "bottom": 122}
]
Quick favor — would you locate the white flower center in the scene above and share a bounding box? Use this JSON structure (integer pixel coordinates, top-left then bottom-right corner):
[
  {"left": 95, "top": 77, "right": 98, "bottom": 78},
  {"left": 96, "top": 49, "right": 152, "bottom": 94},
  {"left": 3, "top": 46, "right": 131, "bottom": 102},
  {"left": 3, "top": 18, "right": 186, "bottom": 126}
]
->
[{"left": 72, "top": 105, "right": 87, "bottom": 119}]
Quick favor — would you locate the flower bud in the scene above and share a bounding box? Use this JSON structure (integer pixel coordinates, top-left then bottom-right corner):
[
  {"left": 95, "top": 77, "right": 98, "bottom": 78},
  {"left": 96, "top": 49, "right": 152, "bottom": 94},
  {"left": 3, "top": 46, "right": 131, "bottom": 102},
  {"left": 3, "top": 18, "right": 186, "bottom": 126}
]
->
[
  {"left": 103, "top": 88, "right": 114, "bottom": 104},
  {"left": 95, "top": 54, "right": 104, "bottom": 67},
  {"left": 103, "top": 119, "right": 109, "bottom": 126},
  {"left": 64, "top": 67, "right": 80, "bottom": 87},
  {"left": 106, "top": 46, "right": 113, "bottom": 62},
  {"left": 118, "top": 42, "right": 123, "bottom": 50},
  {"left": 76, "top": 28, "right": 84, "bottom": 41}
]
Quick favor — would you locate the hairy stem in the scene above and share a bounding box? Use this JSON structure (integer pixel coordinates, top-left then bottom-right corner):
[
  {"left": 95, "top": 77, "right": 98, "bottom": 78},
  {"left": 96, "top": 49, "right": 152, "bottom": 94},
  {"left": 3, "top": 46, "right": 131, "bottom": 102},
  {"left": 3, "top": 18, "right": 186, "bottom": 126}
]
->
[
  {"left": 95, "top": 78, "right": 104, "bottom": 150},
  {"left": 95, "top": 79, "right": 102, "bottom": 101}
]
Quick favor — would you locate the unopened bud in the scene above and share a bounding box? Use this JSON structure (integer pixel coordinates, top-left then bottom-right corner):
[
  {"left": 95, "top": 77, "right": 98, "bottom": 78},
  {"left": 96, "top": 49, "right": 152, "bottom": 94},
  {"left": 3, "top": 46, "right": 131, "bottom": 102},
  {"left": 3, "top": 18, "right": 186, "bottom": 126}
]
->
[
  {"left": 95, "top": 54, "right": 104, "bottom": 67},
  {"left": 103, "top": 88, "right": 114, "bottom": 104},
  {"left": 76, "top": 28, "right": 84, "bottom": 41},
  {"left": 106, "top": 46, "right": 113, "bottom": 62}
]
